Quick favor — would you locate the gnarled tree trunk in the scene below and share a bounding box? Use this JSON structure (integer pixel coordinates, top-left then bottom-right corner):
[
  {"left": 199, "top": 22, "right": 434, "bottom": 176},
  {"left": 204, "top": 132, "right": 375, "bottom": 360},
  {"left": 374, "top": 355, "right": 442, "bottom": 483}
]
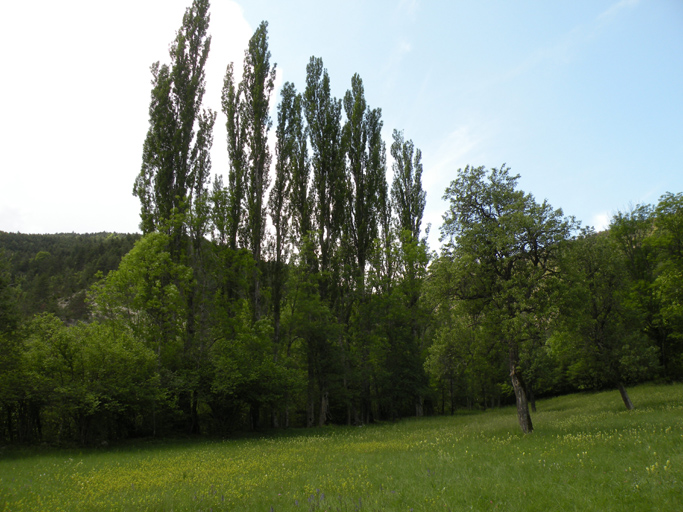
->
[
  {"left": 509, "top": 347, "right": 533, "bottom": 434},
  {"left": 617, "top": 382, "right": 634, "bottom": 410}
]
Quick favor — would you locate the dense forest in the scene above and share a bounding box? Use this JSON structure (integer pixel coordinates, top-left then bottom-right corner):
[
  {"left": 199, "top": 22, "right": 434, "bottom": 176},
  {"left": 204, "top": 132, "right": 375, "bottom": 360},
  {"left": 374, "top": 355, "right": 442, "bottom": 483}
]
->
[
  {"left": 1, "top": 0, "right": 681, "bottom": 445},
  {"left": 0, "top": 232, "right": 139, "bottom": 322}
]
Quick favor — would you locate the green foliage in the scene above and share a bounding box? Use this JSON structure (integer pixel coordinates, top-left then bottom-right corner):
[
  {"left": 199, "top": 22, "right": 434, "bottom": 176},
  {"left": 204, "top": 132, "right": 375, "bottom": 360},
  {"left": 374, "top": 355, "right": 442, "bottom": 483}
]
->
[
  {"left": 425, "top": 295, "right": 508, "bottom": 412},
  {"left": 437, "top": 165, "right": 573, "bottom": 432},
  {"left": 18, "top": 314, "right": 158, "bottom": 444},
  {"left": 0, "top": 249, "right": 19, "bottom": 335},
  {"left": 303, "top": 56, "right": 345, "bottom": 280},
  {"left": 282, "top": 249, "right": 343, "bottom": 427},
  {"left": 391, "top": 129, "right": 426, "bottom": 242},
  {"left": 652, "top": 193, "right": 683, "bottom": 376},
  {"left": 549, "top": 228, "right": 660, "bottom": 408},
  {"left": 91, "top": 233, "right": 192, "bottom": 368},
  {"left": 608, "top": 197, "right": 683, "bottom": 380},
  {"left": 211, "top": 301, "right": 274, "bottom": 400}
]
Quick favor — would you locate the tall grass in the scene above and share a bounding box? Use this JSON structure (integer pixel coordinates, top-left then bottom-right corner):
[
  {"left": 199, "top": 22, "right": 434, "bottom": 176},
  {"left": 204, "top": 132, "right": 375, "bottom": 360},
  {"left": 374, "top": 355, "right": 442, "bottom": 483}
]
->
[{"left": 1, "top": 383, "right": 681, "bottom": 511}]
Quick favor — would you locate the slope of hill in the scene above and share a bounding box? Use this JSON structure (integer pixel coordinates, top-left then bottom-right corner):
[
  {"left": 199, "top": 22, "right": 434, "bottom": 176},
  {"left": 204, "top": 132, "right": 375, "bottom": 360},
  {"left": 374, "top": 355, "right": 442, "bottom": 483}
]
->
[{"left": 0, "top": 232, "right": 139, "bottom": 322}]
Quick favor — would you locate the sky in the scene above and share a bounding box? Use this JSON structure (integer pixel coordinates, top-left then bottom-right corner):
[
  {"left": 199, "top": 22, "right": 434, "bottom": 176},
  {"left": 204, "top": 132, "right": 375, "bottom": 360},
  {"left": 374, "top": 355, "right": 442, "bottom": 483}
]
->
[{"left": 1, "top": 0, "right": 682, "bottom": 250}]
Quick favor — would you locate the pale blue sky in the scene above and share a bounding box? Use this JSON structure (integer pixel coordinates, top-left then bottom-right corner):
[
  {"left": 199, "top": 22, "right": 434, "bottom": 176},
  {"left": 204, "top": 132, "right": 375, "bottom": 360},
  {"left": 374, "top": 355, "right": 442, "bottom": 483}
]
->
[{"left": 1, "top": 0, "right": 681, "bottom": 249}]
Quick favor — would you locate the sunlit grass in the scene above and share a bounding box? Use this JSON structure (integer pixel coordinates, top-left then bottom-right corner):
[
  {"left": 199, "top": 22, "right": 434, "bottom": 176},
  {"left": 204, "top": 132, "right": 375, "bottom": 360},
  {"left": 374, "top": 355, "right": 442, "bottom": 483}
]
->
[{"left": 1, "top": 383, "right": 681, "bottom": 511}]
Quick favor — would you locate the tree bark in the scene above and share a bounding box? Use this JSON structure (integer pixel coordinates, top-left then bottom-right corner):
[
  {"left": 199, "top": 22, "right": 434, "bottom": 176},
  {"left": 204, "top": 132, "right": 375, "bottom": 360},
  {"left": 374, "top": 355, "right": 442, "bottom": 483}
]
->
[
  {"left": 319, "top": 391, "right": 328, "bottom": 427},
  {"left": 306, "top": 397, "right": 315, "bottom": 428},
  {"left": 509, "top": 347, "right": 533, "bottom": 434},
  {"left": 250, "top": 402, "right": 259, "bottom": 431},
  {"left": 617, "top": 382, "right": 635, "bottom": 410},
  {"left": 5, "top": 405, "right": 13, "bottom": 443},
  {"left": 415, "top": 395, "right": 424, "bottom": 417},
  {"left": 190, "top": 389, "right": 200, "bottom": 435},
  {"left": 307, "top": 347, "right": 316, "bottom": 428}
]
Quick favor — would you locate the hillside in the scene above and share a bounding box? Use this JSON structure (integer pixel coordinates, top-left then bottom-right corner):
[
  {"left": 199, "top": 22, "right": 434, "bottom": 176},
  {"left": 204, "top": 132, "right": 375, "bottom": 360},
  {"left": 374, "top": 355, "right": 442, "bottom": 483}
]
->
[{"left": 0, "top": 232, "right": 139, "bottom": 323}]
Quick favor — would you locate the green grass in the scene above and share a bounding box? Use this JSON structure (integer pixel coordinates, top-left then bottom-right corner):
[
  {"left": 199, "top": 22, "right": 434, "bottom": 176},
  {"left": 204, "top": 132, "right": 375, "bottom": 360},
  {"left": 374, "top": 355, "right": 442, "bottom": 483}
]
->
[{"left": 1, "top": 383, "right": 682, "bottom": 511}]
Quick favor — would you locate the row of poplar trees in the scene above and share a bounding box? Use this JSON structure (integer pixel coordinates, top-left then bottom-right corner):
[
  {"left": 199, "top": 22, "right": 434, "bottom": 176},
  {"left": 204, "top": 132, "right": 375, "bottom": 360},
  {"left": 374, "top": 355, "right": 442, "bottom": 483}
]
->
[{"left": 126, "top": 0, "right": 430, "bottom": 435}]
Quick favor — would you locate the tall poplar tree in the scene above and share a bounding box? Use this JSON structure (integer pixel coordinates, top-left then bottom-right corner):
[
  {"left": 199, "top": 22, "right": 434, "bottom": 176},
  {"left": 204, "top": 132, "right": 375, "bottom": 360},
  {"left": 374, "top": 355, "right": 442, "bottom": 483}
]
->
[
  {"left": 303, "top": 57, "right": 345, "bottom": 290},
  {"left": 302, "top": 57, "right": 345, "bottom": 426},
  {"left": 243, "top": 22, "right": 276, "bottom": 321},
  {"left": 391, "top": 129, "right": 426, "bottom": 244},
  {"left": 220, "top": 21, "right": 276, "bottom": 321},
  {"left": 285, "top": 86, "right": 312, "bottom": 251},
  {"left": 133, "top": 0, "right": 213, "bottom": 260},
  {"left": 342, "top": 73, "right": 387, "bottom": 424},
  {"left": 270, "top": 81, "right": 304, "bottom": 353},
  {"left": 343, "top": 74, "right": 386, "bottom": 296},
  {"left": 132, "top": 0, "right": 215, "bottom": 434},
  {"left": 389, "top": 129, "right": 429, "bottom": 417},
  {"left": 220, "top": 62, "right": 248, "bottom": 251},
  {"left": 390, "top": 128, "right": 427, "bottom": 307}
]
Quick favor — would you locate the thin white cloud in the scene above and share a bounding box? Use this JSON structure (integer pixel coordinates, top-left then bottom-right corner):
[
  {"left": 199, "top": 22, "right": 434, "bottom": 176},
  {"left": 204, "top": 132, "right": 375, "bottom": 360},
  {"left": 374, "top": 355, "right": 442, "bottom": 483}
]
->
[
  {"left": 424, "top": 126, "right": 481, "bottom": 189},
  {"left": 382, "top": 39, "right": 412, "bottom": 75},
  {"left": 598, "top": 0, "right": 640, "bottom": 23},
  {"left": 421, "top": 125, "right": 485, "bottom": 249},
  {"left": 380, "top": 0, "right": 417, "bottom": 86},
  {"left": 637, "top": 183, "right": 665, "bottom": 206},
  {"left": 503, "top": 0, "right": 641, "bottom": 84},
  {"left": 396, "top": 0, "right": 419, "bottom": 19},
  {"left": 398, "top": 41, "right": 412, "bottom": 54}
]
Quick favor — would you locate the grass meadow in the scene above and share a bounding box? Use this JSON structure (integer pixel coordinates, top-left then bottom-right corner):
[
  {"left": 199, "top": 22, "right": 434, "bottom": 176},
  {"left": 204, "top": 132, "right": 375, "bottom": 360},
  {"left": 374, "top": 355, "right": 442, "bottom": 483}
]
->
[{"left": 1, "top": 383, "right": 681, "bottom": 511}]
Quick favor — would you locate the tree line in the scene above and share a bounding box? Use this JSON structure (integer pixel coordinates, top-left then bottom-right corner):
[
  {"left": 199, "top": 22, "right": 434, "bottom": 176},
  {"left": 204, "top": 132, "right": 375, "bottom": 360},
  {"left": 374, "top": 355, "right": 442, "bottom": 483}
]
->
[
  {"left": 0, "top": 0, "right": 681, "bottom": 444},
  {"left": 427, "top": 167, "right": 682, "bottom": 433}
]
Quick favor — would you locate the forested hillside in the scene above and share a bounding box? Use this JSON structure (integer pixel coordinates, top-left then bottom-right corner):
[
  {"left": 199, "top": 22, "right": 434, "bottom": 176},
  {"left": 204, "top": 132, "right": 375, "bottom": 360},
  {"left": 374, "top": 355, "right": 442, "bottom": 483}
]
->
[
  {"left": 0, "top": 232, "right": 139, "bottom": 322},
  {"left": 1, "top": 0, "right": 681, "bottom": 446}
]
